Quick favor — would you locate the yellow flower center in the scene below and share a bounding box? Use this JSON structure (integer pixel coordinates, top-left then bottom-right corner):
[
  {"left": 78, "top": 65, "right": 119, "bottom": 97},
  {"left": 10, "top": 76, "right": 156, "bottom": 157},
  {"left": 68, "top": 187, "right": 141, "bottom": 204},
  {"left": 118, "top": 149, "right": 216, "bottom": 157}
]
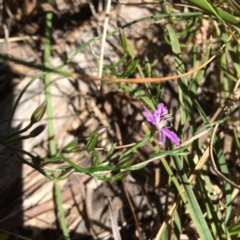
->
[{"left": 158, "top": 123, "right": 163, "bottom": 129}]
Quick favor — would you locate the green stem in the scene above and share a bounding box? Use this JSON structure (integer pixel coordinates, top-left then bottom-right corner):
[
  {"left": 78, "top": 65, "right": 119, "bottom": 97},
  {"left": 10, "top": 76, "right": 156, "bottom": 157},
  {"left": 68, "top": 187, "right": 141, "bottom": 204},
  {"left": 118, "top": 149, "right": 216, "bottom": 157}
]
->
[
  {"left": 54, "top": 182, "right": 71, "bottom": 240},
  {"left": 11, "top": 148, "right": 53, "bottom": 180},
  {"left": 44, "top": 1, "right": 70, "bottom": 239},
  {"left": 44, "top": 2, "right": 57, "bottom": 157},
  {"left": 173, "top": 155, "right": 214, "bottom": 240},
  {"left": 8, "top": 144, "right": 36, "bottom": 160},
  {"left": 185, "top": 0, "right": 240, "bottom": 25},
  {"left": 61, "top": 155, "right": 89, "bottom": 173},
  {"left": 4, "top": 135, "right": 35, "bottom": 143},
  {"left": 0, "top": 54, "right": 71, "bottom": 77},
  {"left": 5, "top": 122, "right": 33, "bottom": 139}
]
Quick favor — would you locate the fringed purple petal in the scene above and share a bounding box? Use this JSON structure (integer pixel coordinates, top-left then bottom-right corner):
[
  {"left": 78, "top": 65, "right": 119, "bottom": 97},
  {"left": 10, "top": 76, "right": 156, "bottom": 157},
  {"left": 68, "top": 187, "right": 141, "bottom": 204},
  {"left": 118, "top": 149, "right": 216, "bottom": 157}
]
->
[
  {"left": 158, "top": 129, "right": 165, "bottom": 146},
  {"left": 143, "top": 102, "right": 179, "bottom": 147},
  {"left": 143, "top": 104, "right": 156, "bottom": 126},
  {"left": 156, "top": 103, "right": 168, "bottom": 115},
  {"left": 161, "top": 128, "right": 180, "bottom": 146}
]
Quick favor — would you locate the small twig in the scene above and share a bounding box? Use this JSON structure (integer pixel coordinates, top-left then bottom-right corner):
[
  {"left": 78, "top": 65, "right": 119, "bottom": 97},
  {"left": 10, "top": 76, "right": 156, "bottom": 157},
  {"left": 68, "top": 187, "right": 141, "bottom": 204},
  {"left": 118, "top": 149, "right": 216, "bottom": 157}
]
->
[
  {"left": 108, "top": 197, "right": 122, "bottom": 240},
  {"left": 73, "top": 33, "right": 233, "bottom": 83},
  {"left": 97, "top": 0, "right": 112, "bottom": 88},
  {"left": 2, "top": 24, "right": 10, "bottom": 53},
  {"left": 114, "top": 0, "right": 159, "bottom": 4},
  {"left": 0, "top": 36, "right": 39, "bottom": 43}
]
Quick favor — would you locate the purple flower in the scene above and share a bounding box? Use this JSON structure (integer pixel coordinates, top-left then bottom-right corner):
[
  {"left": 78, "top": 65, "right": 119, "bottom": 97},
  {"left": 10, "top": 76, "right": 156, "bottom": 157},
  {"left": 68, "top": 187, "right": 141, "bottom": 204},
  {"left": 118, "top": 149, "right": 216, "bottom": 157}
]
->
[{"left": 143, "top": 103, "right": 180, "bottom": 147}]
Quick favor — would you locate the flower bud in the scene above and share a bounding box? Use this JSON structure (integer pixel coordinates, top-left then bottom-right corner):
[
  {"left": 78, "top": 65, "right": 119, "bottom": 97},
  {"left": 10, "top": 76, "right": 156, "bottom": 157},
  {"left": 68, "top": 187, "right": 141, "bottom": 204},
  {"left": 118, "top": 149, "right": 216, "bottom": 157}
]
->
[
  {"left": 86, "top": 133, "right": 98, "bottom": 153},
  {"left": 116, "top": 153, "right": 137, "bottom": 168},
  {"left": 62, "top": 146, "right": 84, "bottom": 154},
  {"left": 89, "top": 126, "right": 108, "bottom": 137},
  {"left": 119, "top": 28, "right": 128, "bottom": 53},
  {"left": 86, "top": 127, "right": 108, "bottom": 153},
  {"left": 122, "top": 58, "right": 138, "bottom": 78},
  {"left": 97, "top": 171, "right": 130, "bottom": 181},
  {"left": 29, "top": 124, "right": 46, "bottom": 138},
  {"left": 30, "top": 102, "right": 47, "bottom": 124},
  {"left": 113, "top": 171, "right": 130, "bottom": 180},
  {"left": 145, "top": 57, "right": 152, "bottom": 78}
]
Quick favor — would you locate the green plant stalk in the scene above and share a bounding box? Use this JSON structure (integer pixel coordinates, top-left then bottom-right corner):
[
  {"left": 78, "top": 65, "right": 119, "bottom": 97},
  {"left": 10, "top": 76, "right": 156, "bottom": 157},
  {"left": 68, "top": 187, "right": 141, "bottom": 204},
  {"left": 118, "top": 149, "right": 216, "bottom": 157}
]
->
[
  {"left": 220, "top": 52, "right": 233, "bottom": 227},
  {"left": 173, "top": 209, "right": 181, "bottom": 240},
  {"left": 4, "top": 132, "right": 42, "bottom": 143},
  {"left": 203, "top": 164, "right": 230, "bottom": 239},
  {"left": 189, "top": 42, "right": 211, "bottom": 95},
  {"left": 196, "top": 169, "right": 221, "bottom": 238},
  {"left": 119, "top": 28, "right": 157, "bottom": 108},
  {"left": 44, "top": 4, "right": 57, "bottom": 157},
  {"left": 187, "top": 117, "right": 224, "bottom": 237},
  {"left": 142, "top": 126, "right": 188, "bottom": 203},
  {"left": 7, "top": 144, "right": 36, "bottom": 160},
  {"left": 228, "top": 220, "right": 240, "bottom": 235},
  {"left": 160, "top": 2, "right": 192, "bottom": 128},
  {"left": 233, "top": 128, "right": 240, "bottom": 158},
  {"left": 227, "top": 0, "right": 240, "bottom": 13},
  {"left": 89, "top": 43, "right": 128, "bottom": 69},
  {"left": 11, "top": 148, "right": 53, "bottom": 180},
  {"left": 195, "top": 100, "right": 232, "bottom": 224},
  {"left": 44, "top": 2, "right": 69, "bottom": 239},
  {"left": 0, "top": 54, "right": 71, "bottom": 77},
  {"left": 61, "top": 155, "right": 89, "bottom": 173},
  {"left": 159, "top": 5, "right": 213, "bottom": 237},
  {"left": 173, "top": 156, "right": 214, "bottom": 240},
  {"left": 54, "top": 182, "right": 70, "bottom": 240},
  {"left": 185, "top": 0, "right": 240, "bottom": 25},
  {"left": 5, "top": 122, "right": 33, "bottom": 139},
  {"left": 193, "top": 138, "right": 225, "bottom": 237},
  {"left": 7, "top": 72, "right": 47, "bottom": 134}
]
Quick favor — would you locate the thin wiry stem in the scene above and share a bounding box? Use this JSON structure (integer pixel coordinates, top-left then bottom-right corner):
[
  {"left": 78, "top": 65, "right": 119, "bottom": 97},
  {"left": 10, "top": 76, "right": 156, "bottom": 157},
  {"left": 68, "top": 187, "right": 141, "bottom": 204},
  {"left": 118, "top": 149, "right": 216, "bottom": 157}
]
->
[{"left": 97, "top": 0, "right": 112, "bottom": 88}]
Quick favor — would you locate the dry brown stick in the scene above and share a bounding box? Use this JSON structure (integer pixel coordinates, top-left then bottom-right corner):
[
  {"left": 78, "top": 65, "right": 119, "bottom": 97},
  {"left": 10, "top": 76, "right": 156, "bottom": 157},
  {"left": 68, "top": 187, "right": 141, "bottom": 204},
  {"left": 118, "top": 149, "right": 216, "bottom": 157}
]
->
[
  {"left": 97, "top": 0, "right": 112, "bottom": 88},
  {"left": 73, "top": 53, "right": 216, "bottom": 83},
  {"left": 71, "top": 33, "right": 233, "bottom": 84}
]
